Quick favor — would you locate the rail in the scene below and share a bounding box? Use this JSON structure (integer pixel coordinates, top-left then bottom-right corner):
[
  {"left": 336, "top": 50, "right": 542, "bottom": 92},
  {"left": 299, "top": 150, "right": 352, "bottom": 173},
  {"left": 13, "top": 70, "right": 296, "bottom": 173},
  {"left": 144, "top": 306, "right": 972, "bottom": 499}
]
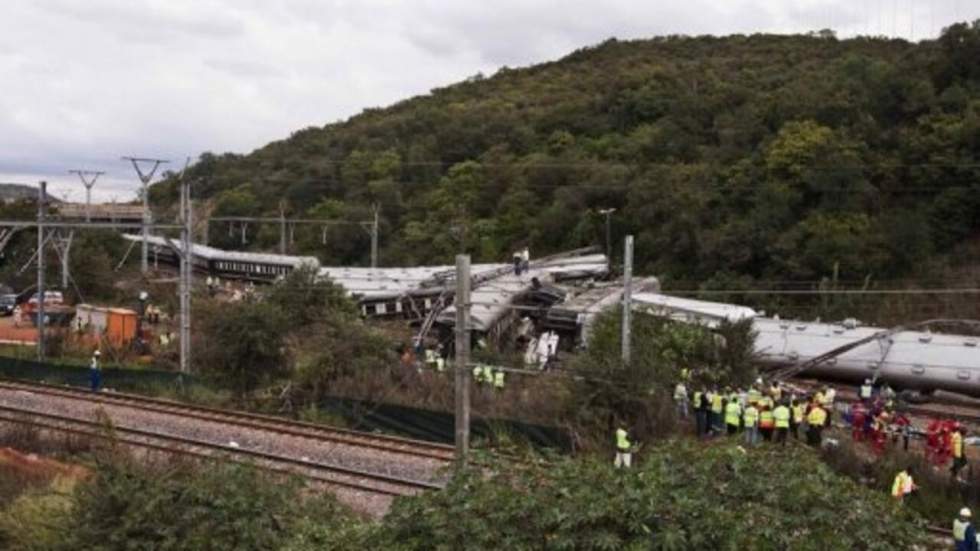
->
[
  {"left": 0, "top": 378, "right": 455, "bottom": 462},
  {"left": 0, "top": 403, "right": 440, "bottom": 497}
]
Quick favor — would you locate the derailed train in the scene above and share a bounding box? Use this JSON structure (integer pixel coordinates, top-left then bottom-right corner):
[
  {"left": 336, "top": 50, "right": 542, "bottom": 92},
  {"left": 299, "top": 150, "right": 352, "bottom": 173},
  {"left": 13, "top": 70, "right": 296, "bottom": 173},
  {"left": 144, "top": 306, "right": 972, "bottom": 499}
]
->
[{"left": 630, "top": 293, "right": 980, "bottom": 397}]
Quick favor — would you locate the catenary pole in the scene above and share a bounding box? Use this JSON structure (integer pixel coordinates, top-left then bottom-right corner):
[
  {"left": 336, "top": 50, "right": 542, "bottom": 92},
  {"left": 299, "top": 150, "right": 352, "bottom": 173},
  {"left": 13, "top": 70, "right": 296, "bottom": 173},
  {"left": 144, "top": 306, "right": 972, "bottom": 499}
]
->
[
  {"left": 122, "top": 157, "right": 168, "bottom": 274},
  {"left": 179, "top": 177, "right": 192, "bottom": 374},
  {"left": 622, "top": 235, "right": 634, "bottom": 365},
  {"left": 36, "top": 182, "right": 46, "bottom": 360},
  {"left": 454, "top": 254, "right": 471, "bottom": 465},
  {"left": 68, "top": 170, "right": 104, "bottom": 222},
  {"left": 371, "top": 204, "right": 379, "bottom": 268}
]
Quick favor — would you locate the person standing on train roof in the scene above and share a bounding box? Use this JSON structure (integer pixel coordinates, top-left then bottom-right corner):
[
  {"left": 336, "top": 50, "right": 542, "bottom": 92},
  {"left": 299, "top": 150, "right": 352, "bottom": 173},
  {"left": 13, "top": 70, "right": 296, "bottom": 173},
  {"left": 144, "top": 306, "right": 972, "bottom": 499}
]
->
[{"left": 89, "top": 350, "right": 102, "bottom": 392}]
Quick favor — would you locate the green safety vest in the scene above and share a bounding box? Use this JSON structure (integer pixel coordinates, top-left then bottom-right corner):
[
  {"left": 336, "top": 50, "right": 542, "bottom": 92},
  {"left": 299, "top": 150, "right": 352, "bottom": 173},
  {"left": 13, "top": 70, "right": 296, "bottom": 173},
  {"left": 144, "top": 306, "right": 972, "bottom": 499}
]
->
[
  {"left": 494, "top": 371, "right": 505, "bottom": 388},
  {"left": 693, "top": 391, "right": 703, "bottom": 406},
  {"left": 773, "top": 406, "right": 790, "bottom": 429},
  {"left": 724, "top": 402, "right": 742, "bottom": 426},
  {"left": 472, "top": 366, "right": 483, "bottom": 382},
  {"left": 616, "top": 428, "right": 631, "bottom": 451},
  {"left": 792, "top": 404, "right": 805, "bottom": 423},
  {"left": 953, "top": 519, "right": 970, "bottom": 542},
  {"left": 743, "top": 406, "right": 759, "bottom": 427},
  {"left": 711, "top": 394, "right": 724, "bottom": 414}
]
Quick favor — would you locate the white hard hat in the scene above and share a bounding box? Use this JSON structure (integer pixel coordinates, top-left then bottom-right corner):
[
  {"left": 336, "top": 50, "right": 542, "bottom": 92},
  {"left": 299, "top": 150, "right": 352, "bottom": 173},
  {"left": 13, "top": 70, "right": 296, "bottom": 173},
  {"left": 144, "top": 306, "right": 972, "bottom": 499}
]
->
[
  {"left": 961, "top": 508, "right": 972, "bottom": 518},
  {"left": 94, "top": 350, "right": 101, "bottom": 356},
  {"left": 864, "top": 379, "right": 870, "bottom": 384}
]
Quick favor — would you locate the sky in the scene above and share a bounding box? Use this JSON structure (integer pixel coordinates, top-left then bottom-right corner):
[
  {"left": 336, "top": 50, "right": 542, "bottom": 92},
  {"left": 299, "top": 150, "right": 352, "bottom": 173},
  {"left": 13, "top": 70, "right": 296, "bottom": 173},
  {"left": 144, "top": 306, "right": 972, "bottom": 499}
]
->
[{"left": 1, "top": 0, "right": 977, "bottom": 202}]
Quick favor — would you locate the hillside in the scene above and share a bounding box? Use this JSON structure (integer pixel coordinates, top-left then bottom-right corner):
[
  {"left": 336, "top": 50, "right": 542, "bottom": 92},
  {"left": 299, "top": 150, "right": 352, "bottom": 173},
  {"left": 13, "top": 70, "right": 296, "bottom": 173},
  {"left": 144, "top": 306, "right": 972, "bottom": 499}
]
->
[{"left": 153, "top": 24, "right": 980, "bottom": 292}]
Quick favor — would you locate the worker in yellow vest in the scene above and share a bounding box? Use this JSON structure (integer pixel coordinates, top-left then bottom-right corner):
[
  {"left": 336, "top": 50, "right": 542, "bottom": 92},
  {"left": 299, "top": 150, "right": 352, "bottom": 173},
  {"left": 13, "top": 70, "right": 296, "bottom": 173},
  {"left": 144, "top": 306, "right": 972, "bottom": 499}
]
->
[
  {"left": 493, "top": 369, "right": 505, "bottom": 391},
  {"left": 773, "top": 403, "right": 791, "bottom": 445},
  {"left": 758, "top": 405, "right": 775, "bottom": 442},
  {"left": 724, "top": 399, "right": 742, "bottom": 436},
  {"left": 710, "top": 389, "right": 725, "bottom": 435},
  {"left": 790, "top": 399, "right": 805, "bottom": 440},
  {"left": 952, "top": 426, "right": 968, "bottom": 480},
  {"left": 953, "top": 508, "right": 977, "bottom": 551},
  {"left": 806, "top": 403, "right": 827, "bottom": 447},
  {"left": 890, "top": 466, "right": 916, "bottom": 503},
  {"left": 614, "top": 426, "right": 632, "bottom": 469},
  {"left": 743, "top": 401, "right": 759, "bottom": 446}
]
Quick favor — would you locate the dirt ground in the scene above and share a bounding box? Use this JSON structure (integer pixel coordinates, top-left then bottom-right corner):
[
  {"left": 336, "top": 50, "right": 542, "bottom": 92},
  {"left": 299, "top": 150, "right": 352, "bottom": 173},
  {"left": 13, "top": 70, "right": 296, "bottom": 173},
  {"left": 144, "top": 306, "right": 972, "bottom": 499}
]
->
[{"left": 0, "top": 315, "right": 38, "bottom": 345}]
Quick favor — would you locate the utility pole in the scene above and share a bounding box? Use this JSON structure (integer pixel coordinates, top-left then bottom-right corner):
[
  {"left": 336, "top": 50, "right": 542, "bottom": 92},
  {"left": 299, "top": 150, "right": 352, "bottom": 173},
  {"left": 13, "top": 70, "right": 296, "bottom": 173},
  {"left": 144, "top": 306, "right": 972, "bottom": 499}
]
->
[
  {"left": 598, "top": 208, "right": 616, "bottom": 271},
  {"left": 122, "top": 157, "right": 169, "bottom": 274},
  {"left": 36, "top": 182, "right": 46, "bottom": 361},
  {"left": 621, "top": 235, "right": 634, "bottom": 366},
  {"left": 68, "top": 170, "right": 104, "bottom": 222},
  {"left": 179, "top": 177, "right": 192, "bottom": 374},
  {"left": 279, "top": 200, "right": 287, "bottom": 255},
  {"left": 454, "top": 254, "right": 471, "bottom": 465},
  {"left": 370, "top": 204, "right": 379, "bottom": 268},
  {"left": 57, "top": 231, "right": 74, "bottom": 290}
]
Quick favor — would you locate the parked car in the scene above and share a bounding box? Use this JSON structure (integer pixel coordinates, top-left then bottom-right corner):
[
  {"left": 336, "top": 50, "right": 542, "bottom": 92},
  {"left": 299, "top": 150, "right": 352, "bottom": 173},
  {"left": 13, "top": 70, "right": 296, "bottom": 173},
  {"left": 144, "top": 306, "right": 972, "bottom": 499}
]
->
[{"left": 0, "top": 294, "right": 16, "bottom": 316}]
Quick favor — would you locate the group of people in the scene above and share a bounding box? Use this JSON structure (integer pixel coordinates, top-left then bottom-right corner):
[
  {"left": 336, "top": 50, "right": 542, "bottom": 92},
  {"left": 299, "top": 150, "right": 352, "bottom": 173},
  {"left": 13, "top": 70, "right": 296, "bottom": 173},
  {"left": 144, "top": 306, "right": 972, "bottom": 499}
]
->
[{"left": 676, "top": 380, "right": 834, "bottom": 448}]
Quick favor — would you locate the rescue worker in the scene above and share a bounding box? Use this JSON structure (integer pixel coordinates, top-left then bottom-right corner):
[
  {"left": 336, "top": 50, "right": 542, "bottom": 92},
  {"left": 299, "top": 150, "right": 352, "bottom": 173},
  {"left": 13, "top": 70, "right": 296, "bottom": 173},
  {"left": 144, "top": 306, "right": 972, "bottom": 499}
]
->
[
  {"left": 769, "top": 382, "right": 782, "bottom": 403},
  {"left": 89, "top": 350, "right": 102, "bottom": 392},
  {"left": 693, "top": 389, "right": 709, "bottom": 439},
  {"left": 773, "top": 402, "right": 791, "bottom": 445},
  {"left": 790, "top": 398, "right": 805, "bottom": 440},
  {"left": 952, "top": 425, "right": 968, "bottom": 480},
  {"left": 859, "top": 379, "right": 873, "bottom": 403},
  {"left": 758, "top": 405, "right": 775, "bottom": 442},
  {"left": 806, "top": 402, "right": 827, "bottom": 447},
  {"left": 674, "top": 381, "right": 689, "bottom": 419},
  {"left": 953, "top": 508, "right": 978, "bottom": 551},
  {"left": 614, "top": 426, "right": 632, "bottom": 469},
  {"left": 890, "top": 466, "right": 916, "bottom": 503},
  {"left": 743, "top": 400, "right": 759, "bottom": 446},
  {"left": 493, "top": 369, "right": 505, "bottom": 391},
  {"left": 710, "top": 389, "right": 725, "bottom": 435},
  {"left": 724, "top": 397, "right": 742, "bottom": 436},
  {"left": 820, "top": 386, "right": 835, "bottom": 426}
]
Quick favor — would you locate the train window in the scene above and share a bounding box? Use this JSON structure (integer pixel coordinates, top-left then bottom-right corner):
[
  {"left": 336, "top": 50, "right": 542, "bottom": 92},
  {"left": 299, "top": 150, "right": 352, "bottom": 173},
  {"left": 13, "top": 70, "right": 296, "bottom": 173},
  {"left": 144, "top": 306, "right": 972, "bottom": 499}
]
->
[
  {"left": 866, "top": 361, "right": 879, "bottom": 370},
  {"left": 957, "top": 370, "right": 971, "bottom": 381},
  {"left": 965, "top": 340, "right": 977, "bottom": 348},
  {"left": 918, "top": 334, "right": 932, "bottom": 343},
  {"left": 911, "top": 364, "right": 925, "bottom": 375},
  {"left": 795, "top": 324, "right": 807, "bottom": 331}
]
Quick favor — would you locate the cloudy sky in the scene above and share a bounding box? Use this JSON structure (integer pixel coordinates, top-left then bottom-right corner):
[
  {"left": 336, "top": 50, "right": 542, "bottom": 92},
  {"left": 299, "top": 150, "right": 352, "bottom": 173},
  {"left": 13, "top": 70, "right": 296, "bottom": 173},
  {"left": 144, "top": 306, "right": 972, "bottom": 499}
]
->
[{"left": 1, "top": 0, "right": 977, "bottom": 202}]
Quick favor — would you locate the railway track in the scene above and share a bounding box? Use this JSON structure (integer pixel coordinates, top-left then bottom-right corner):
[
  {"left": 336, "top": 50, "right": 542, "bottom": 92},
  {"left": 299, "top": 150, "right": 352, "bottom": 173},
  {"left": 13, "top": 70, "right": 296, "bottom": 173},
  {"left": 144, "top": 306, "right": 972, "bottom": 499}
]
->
[
  {"left": 0, "top": 403, "right": 440, "bottom": 499},
  {"left": 0, "top": 379, "right": 455, "bottom": 462}
]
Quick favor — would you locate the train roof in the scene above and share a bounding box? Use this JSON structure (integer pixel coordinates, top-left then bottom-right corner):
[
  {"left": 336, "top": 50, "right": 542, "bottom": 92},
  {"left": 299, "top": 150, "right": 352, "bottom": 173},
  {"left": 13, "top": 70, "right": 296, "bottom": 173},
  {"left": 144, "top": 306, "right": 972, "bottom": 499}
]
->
[{"left": 123, "top": 234, "right": 319, "bottom": 268}]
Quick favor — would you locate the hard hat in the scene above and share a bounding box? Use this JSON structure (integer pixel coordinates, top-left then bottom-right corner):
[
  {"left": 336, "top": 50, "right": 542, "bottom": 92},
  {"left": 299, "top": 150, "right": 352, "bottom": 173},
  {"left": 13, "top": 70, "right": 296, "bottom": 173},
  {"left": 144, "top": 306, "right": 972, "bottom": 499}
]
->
[
  {"left": 961, "top": 508, "right": 972, "bottom": 518},
  {"left": 864, "top": 379, "right": 871, "bottom": 384},
  {"left": 94, "top": 350, "right": 101, "bottom": 356}
]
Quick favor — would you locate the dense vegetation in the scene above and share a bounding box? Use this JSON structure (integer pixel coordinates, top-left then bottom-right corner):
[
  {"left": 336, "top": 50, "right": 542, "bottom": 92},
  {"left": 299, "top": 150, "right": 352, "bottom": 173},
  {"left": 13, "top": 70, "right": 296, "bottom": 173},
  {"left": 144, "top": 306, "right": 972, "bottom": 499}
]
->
[
  {"left": 0, "top": 440, "right": 927, "bottom": 550},
  {"left": 154, "top": 25, "right": 980, "bottom": 297}
]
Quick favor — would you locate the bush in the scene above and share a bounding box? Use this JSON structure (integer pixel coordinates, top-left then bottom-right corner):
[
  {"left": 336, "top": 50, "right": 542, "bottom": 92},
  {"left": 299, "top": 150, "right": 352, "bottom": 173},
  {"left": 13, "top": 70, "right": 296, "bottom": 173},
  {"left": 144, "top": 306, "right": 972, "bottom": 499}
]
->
[
  {"left": 376, "top": 440, "right": 926, "bottom": 550},
  {"left": 54, "top": 457, "right": 359, "bottom": 550}
]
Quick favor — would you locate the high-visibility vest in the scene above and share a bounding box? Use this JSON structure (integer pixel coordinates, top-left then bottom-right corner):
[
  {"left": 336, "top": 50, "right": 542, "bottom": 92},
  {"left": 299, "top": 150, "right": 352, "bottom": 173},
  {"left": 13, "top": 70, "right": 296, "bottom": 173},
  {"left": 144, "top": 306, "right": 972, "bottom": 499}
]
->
[
  {"left": 792, "top": 404, "right": 805, "bottom": 423},
  {"left": 759, "top": 410, "right": 774, "bottom": 429},
  {"left": 814, "top": 392, "right": 825, "bottom": 405},
  {"left": 616, "top": 428, "right": 631, "bottom": 451},
  {"left": 743, "top": 406, "right": 759, "bottom": 427},
  {"left": 953, "top": 431, "right": 964, "bottom": 459},
  {"left": 891, "top": 471, "right": 913, "bottom": 497},
  {"left": 807, "top": 406, "right": 827, "bottom": 427},
  {"left": 711, "top": 394, "right": 724, "bottom": 414},
  {"left": 674, "top": 384, "right": 687, "bottom": 401},
  {"left": 891, "top": 472, "right": 907, "bottom": 497},
  {"left": 493, "top": 371, "right": 505, "bottom": 389},
  {"left": 693, "top": 391, "right": 703, "bottom": 406},
  {"left": 860, "top": 385, "right": 872, "bottom": 399},
  {"left": 725, "top": 402, "right": 742, "bottom": 426},
  {"left": 773, "top": 406, "right": 790, "bottom": 429},
  {"left": 748, "top": 388, "right": 762, "bottom": 404},
  {"left": 953, "top": 519, "right": 971, "bottom": 542},
  {"left": 472, "top": 366, "right": 483, "bottom": 382}
]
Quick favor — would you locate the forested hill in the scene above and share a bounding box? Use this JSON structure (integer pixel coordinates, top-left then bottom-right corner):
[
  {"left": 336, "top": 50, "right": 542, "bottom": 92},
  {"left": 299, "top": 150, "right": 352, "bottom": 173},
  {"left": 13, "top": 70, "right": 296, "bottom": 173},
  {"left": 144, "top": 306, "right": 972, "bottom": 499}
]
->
[{"left": 154, "top": 24, "right": 980, "bottom": 289}]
